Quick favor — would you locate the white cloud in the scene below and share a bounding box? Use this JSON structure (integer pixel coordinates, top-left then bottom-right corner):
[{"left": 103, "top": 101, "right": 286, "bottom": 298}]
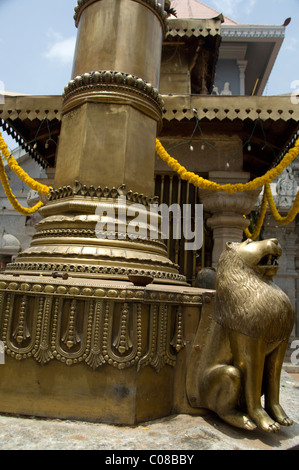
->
[
  {"left": 244, "top": 0, "right": 257, "bottom": 14},
  {"left": 284, "top": 37, "right": 298, "bottom": 51},
  {"left": 44, "top": 29, "right": 76, "bottom": 64},
  {"left": 212, "top": 0, "right": 257, "bottom": 17}
]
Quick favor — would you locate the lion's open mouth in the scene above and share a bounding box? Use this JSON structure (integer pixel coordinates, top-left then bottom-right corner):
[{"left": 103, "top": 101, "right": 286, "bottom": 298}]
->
[{"left": 258, "top": 254, "right": 279, "bottom": 267}]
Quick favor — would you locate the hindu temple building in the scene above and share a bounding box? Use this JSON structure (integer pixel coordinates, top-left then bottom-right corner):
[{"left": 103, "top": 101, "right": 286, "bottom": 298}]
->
[{"left": 155, "top": 0, "right": 299, "bottom": 334}]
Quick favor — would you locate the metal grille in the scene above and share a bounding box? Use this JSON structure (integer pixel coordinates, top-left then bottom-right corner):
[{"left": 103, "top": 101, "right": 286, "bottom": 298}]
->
[{"left": 154, "top": 173, "right": 208, "bottom": 285}]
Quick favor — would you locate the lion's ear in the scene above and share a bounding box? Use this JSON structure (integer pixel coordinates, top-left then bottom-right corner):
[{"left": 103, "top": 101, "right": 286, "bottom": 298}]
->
[{"left": 226, "top": 242, "right": 233, "bottom": 250}]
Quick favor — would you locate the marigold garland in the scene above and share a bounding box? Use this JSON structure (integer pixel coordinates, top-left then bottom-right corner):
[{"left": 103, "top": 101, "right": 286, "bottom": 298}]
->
[
  {"left": 0, "top": 131, "right": 50, "bottom": 215},
  {"left": 0, "top": 130, "right": 298, "bottom": 222},
  {"left": 0, "top": 154, "right": 44, "bottom": 215},
  {"left": 244, "top": 184, "right": 299, "bottom": 239},
  {"left": 155, "top": 137, "right": 299, "bottom": 193},
  {"left": 265, "top": 183, "right": 299, "bottom": 225},
  {"left": 156, "top": 137, "right": 299, "bottom": 236},
  {"left": 244, "top": 188, "right": 268, "bottom": 240},
  {"left": 0, "top": 132, "right": 51, "bottom": 196}
]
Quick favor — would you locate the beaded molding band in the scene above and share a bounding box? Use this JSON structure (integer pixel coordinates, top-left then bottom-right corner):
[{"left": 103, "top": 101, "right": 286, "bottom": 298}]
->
[
  {"left": 4, "top": 263, "right": 185, "bottom": 283},
  {"left": 62, "top": 70, "right": 164, "bottom": 109}
]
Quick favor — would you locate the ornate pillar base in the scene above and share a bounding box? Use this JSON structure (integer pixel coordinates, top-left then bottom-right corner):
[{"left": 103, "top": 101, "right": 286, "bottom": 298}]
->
[
  {"left": 0, "top": 274, "right": 212, "bottom": 424},
  {"left": 5, "top": 184, "right": 186, "bottom": 285}
]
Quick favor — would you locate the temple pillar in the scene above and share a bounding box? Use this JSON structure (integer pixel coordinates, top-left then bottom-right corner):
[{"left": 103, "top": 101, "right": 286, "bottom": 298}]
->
[
  {"left": 5, "top": 0, "right": 185, "bottom": 285},
  {"left": 237, "top": 60, "right": 248, "bottom": 96},
  {"left": 54, "top": 0, "right": 166, "bottom": 193},
  {"left": 199, "top": 171, "right": 261, "bottom": 267},
  {"left": 0, "top": 0, "right": 209, "bottom": 425}
]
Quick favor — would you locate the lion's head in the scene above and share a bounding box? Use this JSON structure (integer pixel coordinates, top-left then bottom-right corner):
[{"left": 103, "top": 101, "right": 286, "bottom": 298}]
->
[
  {"left": 235, "top": 238, "right": 282, "bottom": 279},
  {"left": 215, "top": 238, "right": 294, "bottom": 342}
]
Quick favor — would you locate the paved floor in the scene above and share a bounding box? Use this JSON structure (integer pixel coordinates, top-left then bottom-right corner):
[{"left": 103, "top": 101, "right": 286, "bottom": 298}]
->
[
  {"left": 290, "top": 373, "right": 299, "bottom": 382},
  {"left": 0, "top": 370, "right": 298, "bottom": 451}
]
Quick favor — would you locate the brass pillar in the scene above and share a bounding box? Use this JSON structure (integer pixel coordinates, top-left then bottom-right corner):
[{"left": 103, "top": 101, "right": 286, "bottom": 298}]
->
[
  {"left": 55, "top": 0, "right": 166, "bottom": 192},
  {"left": 6, "top": 0, "right": 185, "bottom": 285},
  {"left": 72, "top": 0, "right": 164, "bottom": 88},
  {"left": 0, "top": 1, "right": 213, "bottom": 425}
]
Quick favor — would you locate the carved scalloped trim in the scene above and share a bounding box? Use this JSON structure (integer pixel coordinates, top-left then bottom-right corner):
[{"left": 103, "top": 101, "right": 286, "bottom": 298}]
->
[
  {"left": 62, "top": 71, "right": 164, "bottom": 109},
  {"left": 162, "top": 96, "right": 299, "bottom": 122},
  {"left": 167, "top": 18, "right": 222, "bottom": 38},
  {"left": 48, "top": 181, "right": 159, "bottom": 206}
]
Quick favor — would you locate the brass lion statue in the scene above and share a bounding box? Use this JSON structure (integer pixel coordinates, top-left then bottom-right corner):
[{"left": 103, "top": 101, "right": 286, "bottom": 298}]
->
[{"left": 186, "top": 238, "right": 294, "bottom": 432}]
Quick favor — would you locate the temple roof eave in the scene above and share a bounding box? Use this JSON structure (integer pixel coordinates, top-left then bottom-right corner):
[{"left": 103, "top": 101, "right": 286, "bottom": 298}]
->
[
  {"left": 2, "top": 93, "right": 298, "bottom": 126},
  {"left": 161, "top": 95, "right": 299, "bottom": 122},
  {"left": 160, "top": 94, "right": 299, "bottom": 177},
  {"left": 1, "top": 93, "right": 299, "bottom": 177},
  {"left": 0, "top": 94, "right": 62, "bottom": 168},
  {"left": 0, "top": 94, "right": 62, "bottom": 121},
  {"left": 166, "top": 17, "right": 222, "bottom": 38}
]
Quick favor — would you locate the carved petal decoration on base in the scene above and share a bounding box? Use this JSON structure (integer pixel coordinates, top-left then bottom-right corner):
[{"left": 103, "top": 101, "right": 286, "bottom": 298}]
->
[{"left": 0, "top": 277, "right": 204, "bottom": 371}]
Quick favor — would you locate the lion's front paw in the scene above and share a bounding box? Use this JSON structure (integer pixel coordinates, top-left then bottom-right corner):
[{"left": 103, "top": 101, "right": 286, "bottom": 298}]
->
[
  {"left": 219, "top": 411, "right": 257, "bottom": 431},
  {"left": 258, "top": 417, "right": 280, "bottom": 433},
  {"left": 266, "top": 404, "right": 294, "bottom": 427},
  {"left": 281, "top": 417, "right": 293, "bottom": 426},
  {"left": 266, "top": 421, "right": 281, "bottom": 433},
  {"left": 251, "top": 408, "right": 281, "bottom": 433}
]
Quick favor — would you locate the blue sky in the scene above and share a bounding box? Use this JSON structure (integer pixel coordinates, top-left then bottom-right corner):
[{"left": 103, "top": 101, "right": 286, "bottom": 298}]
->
[{"left": 0, "top": 0, "right": 298, "bottom": 149}]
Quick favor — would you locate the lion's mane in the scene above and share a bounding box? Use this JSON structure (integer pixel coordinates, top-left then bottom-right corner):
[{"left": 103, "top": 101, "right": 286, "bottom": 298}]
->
[{"left": 215, "top": 242, "right": 294, "bottom": 343}]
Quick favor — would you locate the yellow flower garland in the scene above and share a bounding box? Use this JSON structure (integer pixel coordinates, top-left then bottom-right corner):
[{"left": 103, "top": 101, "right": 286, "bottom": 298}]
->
[
  {"left": 0, "top": 132, "right": 51, "bottom": 196},
  {"left": 0, "top": 130, "right": 298, "bottom": 223},
  {"left": 0, "top": 154, "right": 44, "bottom": 215},
  {"left": 155, "top": 137, "right": 299, "bottom": 193},
  {"left": 156, "top": 138, "right": 299, "bottom": 236},
  {"left": 244, "top": 188, "right": 268, "bottom": 240},
  {"left": 244, "top": 183, "right": 299, "bottom": 239},
  {"left": 265, "top": 182, "right": 299, "bottom": 225},
  {"left": 0, "top": 131, "right": 51, "bottom": 215}
]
